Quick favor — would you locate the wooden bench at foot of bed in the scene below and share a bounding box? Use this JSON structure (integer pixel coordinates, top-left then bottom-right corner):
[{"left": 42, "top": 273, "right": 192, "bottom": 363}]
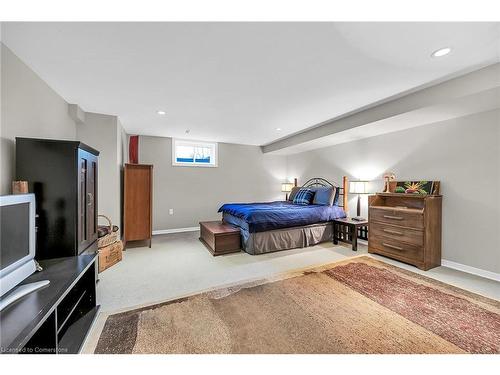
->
[{"left": 199, "top": 221, "right": 241, "bottom": 256}]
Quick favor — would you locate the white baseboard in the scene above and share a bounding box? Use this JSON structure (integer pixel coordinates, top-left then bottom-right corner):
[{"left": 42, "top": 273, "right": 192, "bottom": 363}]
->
[
  {"left": 441, "top": 259, "right": 500, "bottom": 282},
  {"left": 152, "top": 227, "right": 199, "bottom": 236}
]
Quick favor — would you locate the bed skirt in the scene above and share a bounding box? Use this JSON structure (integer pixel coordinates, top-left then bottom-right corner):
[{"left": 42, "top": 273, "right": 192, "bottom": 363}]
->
[{"left": 244, "top": 222, "right": 333, "bottom": 255}]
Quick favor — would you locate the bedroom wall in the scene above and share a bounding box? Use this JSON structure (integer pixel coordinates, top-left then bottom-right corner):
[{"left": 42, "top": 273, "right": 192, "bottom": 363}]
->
[
  {"left": 286, "top": 109, "right": 500, "bottom": 274},
  {"left": 138, "top": 135, "right": 287, "bottom": 231},
  {"left": 119, "top": 120, "right": 128, "bottom": 231},
  {"left": 76, "top": 112, "right": 125, "bottom": 229},
  {"left": 1, "top": 43, "right": 127, "bottom": 231},
  {"left": 0, "top": 43, "right": 77, "bottom": 194}
]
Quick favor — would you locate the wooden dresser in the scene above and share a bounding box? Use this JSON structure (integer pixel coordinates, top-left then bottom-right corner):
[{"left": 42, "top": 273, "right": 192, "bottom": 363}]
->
[
  {"left": 368, "top": 193, "right": 442, "bottom": 270},
  {"left": 124, "top": 164, "right": 153, "bottom": 248}
]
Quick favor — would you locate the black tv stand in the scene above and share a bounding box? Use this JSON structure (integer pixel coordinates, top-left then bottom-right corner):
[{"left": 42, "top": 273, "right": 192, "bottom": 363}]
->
[{"left": 0, "top": 254, "right": 99, "bottom": 354}]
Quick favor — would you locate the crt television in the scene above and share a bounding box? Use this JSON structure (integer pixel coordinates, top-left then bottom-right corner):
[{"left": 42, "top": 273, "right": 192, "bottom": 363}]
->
[
  {"left": 0, "top": 194, "right": 36, "bottom": 296},
  {"left": 0, "top": 194, "right": 48, "bottom": 311}
]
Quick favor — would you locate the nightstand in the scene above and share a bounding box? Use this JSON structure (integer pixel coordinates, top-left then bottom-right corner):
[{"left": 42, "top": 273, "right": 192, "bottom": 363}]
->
[{"left": 332, "top": 217, "right": 369, "bottom": 251}]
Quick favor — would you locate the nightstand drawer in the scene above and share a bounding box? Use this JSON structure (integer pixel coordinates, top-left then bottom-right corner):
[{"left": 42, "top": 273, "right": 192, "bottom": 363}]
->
[
  {"left": 370, "top": 222, "right": 423, "bottom": 246},
  {"left": 370, "top": 207, "right": 423, "bottom": 229},
  {"left": 370, "top": 236, "right": 423, "bottom": 262}
]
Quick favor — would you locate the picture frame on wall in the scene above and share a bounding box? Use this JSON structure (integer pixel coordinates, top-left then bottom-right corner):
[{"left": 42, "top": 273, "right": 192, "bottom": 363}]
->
[{"left": 393, "top": 181, "right": 440, "bottom": 195}]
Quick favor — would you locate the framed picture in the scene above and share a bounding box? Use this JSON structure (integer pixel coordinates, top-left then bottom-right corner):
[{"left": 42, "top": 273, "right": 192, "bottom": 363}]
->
[{"left": 393, "top": 181, "right": 439, "bottom": 195}]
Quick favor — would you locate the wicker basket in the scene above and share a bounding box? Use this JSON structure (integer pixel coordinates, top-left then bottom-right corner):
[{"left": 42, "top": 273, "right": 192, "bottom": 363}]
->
[{"left": 97, "top": 215, "right": 119, "bottom": 249}]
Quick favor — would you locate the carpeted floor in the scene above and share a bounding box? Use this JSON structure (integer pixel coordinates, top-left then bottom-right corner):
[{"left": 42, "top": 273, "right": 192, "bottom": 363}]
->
[{"left": 94, "top": 256, "right": 500, "bottom": 354}]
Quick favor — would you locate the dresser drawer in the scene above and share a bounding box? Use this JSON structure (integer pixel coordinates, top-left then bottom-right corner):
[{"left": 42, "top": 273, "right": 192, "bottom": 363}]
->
[
  {"left": 369, "top": 236, "right": 424, "bottom": 262},
  {"left": 370, "top": 222, "right": 423, "bottom": 246},
  {"left": 370, "top": 207, "right": 423, "bottom": 229}
]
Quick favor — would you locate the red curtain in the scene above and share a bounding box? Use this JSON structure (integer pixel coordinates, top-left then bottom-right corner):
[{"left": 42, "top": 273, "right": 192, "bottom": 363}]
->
[{"left": 129, "top": 135, "right": 139, "bottom": 164}]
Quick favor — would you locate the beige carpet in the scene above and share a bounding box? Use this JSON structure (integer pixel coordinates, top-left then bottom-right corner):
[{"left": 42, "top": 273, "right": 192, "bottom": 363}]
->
[{"left": 95, "top": 256, "right": 500, "bottom": 354}]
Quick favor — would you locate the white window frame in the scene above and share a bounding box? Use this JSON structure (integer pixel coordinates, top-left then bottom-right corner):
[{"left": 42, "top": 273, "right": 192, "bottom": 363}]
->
[{"left": 172, "top": 138, "right": 218, "bottom": 167}]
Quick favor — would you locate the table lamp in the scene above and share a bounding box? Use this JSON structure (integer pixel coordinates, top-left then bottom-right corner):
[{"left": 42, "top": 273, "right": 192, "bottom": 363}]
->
[
  {"left": 281, "top": 182, "right": 294, "bottom": 200},
  {"left": 349, "top": 180, "right": 370, "bottom": 221}
]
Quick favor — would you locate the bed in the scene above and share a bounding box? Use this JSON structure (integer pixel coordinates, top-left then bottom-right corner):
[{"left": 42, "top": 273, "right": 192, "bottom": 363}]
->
[{"left": 218, "top": 177, "right": 348, "bottom": 255}]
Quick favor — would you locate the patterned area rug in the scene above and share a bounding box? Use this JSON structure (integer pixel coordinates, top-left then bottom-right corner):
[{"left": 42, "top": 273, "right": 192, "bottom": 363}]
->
[{"left": 95, "top": 256, "right": 500, "bottom": 354}]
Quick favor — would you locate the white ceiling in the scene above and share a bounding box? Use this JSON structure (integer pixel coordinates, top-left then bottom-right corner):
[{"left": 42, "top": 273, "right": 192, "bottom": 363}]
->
[{"left": 2, "top": 22, "right": 499, "bottom": 145}]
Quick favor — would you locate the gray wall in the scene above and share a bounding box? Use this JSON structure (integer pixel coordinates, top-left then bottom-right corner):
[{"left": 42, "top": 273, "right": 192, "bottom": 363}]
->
[
  {"left": 0, "top": 43, "right": 77, "bottom": 194},
  {"left": 286, "top": 109, "right": 500, "bottom": 273},
  {"left": 1, "top": 43, "right": 126, "bottom": 232},
  {"left": 76, "top": 112, "right": 124, "bottom": 228},
  {"left": 139, "top": 135, "right": 287, "bottom": 230},
  {"left": 119, "top": 120, "right": 128, "bottom": 230}
]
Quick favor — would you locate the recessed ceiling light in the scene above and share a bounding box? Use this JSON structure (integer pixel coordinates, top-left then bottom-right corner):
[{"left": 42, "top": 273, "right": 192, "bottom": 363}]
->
[
  {"left": 431, "top": 47, "right": 452, "bottom": 58},
  {"left": 276, "top": 128, "right": 282, "bottom": 131},
  {"left": 157, "top": 110, "right": 166, "bottom": 115}
]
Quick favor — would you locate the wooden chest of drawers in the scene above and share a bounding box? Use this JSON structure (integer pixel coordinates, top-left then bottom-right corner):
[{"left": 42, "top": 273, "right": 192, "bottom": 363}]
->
[{"left": 368, "top": 193, "right": 442, "bottom": 270}]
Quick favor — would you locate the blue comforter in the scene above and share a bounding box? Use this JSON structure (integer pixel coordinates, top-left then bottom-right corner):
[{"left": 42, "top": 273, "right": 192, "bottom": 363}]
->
[{"left": 218, "top": 201, "right": 346, "bottom": 233}]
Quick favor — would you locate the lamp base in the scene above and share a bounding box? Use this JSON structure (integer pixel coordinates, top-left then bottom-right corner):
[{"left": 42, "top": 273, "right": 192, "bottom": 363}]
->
[{"left": 351, "top": 216, "right": 366, "bottom": 222}]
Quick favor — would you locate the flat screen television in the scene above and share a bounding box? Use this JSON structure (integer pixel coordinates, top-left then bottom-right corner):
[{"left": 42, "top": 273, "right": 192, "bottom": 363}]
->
[{"left": 0, "top": 194, "right": 48, "bottom": 311}]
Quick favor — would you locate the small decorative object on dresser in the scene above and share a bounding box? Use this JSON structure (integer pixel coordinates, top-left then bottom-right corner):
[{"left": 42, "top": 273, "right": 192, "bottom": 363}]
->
[
  {"left": 382, "top": 172, "right": 396, "bottom": 193},
  {"left": 199, "top": 221, "right": 241, "bottom": 256},
  {"left": 368, "top": 185, "right": 442, "bottom": 270},
  {"left": 394, "top": 180, "right": 439, "bottom": 195}
]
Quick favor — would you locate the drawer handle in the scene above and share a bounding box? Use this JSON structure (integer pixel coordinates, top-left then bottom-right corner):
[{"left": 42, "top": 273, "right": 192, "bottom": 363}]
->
[
  {"left": 383, "top": 215, "right": 403, "bottom": 220},
  {"left": 382, "top": 242, "right": 403, "bottom": 251},
  {"left": 383, "top": 228, "right": 403, "bottom": 235}
]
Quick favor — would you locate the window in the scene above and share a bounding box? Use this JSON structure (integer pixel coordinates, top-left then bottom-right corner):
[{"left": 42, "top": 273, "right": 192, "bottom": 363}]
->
[{"left": 172, "top": 139, "right": 218, "bottom": 167}]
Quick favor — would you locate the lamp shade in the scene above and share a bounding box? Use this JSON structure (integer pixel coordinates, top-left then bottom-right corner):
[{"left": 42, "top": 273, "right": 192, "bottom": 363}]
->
[
  {"left": 281, "top": 183, "right": 294, "bottom": 193},
  {"left": 349, "top": 181, "right": 370, "bottom": 194}
]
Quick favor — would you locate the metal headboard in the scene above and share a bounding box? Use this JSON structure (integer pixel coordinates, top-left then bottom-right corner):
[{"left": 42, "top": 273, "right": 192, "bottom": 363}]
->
[
  {"left": 301, "top": 176, "right": 348, "bottom": 210},
  {"left": 302, "top": 177, "right": 337, "bottom": 188}
]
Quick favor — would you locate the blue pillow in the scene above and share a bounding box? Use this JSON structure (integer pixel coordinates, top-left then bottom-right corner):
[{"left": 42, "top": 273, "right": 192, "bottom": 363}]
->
[
  {"left": 287, "top": 186, "right": 301, "bottom": 201},
  {"left": 312, "top": 187, "right": 337, "bottom": 206},
  {"left": 293, "top": 188, "right": 315, "bottom": 205},
  {"left": 333, "top": 186, "right": 340, "bottom": 205}
]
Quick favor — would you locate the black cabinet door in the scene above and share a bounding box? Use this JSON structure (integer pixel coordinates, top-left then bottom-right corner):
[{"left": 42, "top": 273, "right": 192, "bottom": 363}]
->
[
  {"left": 86, "top": 153, "right": 98, "bottom": 244},
  {"left": 77, "top": 149, "right": 98, "bottom": 253}
]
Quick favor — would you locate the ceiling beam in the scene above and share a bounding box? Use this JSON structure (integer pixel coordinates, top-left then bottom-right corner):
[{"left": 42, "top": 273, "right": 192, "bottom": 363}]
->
[{"left": 261, "top": 63, "right": 500, "bottom": 154}]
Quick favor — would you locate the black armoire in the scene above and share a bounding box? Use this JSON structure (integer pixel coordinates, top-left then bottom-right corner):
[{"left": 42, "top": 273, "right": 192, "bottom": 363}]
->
[{"left": 16, "top": 138, "right": 99, "bottom": 260}]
